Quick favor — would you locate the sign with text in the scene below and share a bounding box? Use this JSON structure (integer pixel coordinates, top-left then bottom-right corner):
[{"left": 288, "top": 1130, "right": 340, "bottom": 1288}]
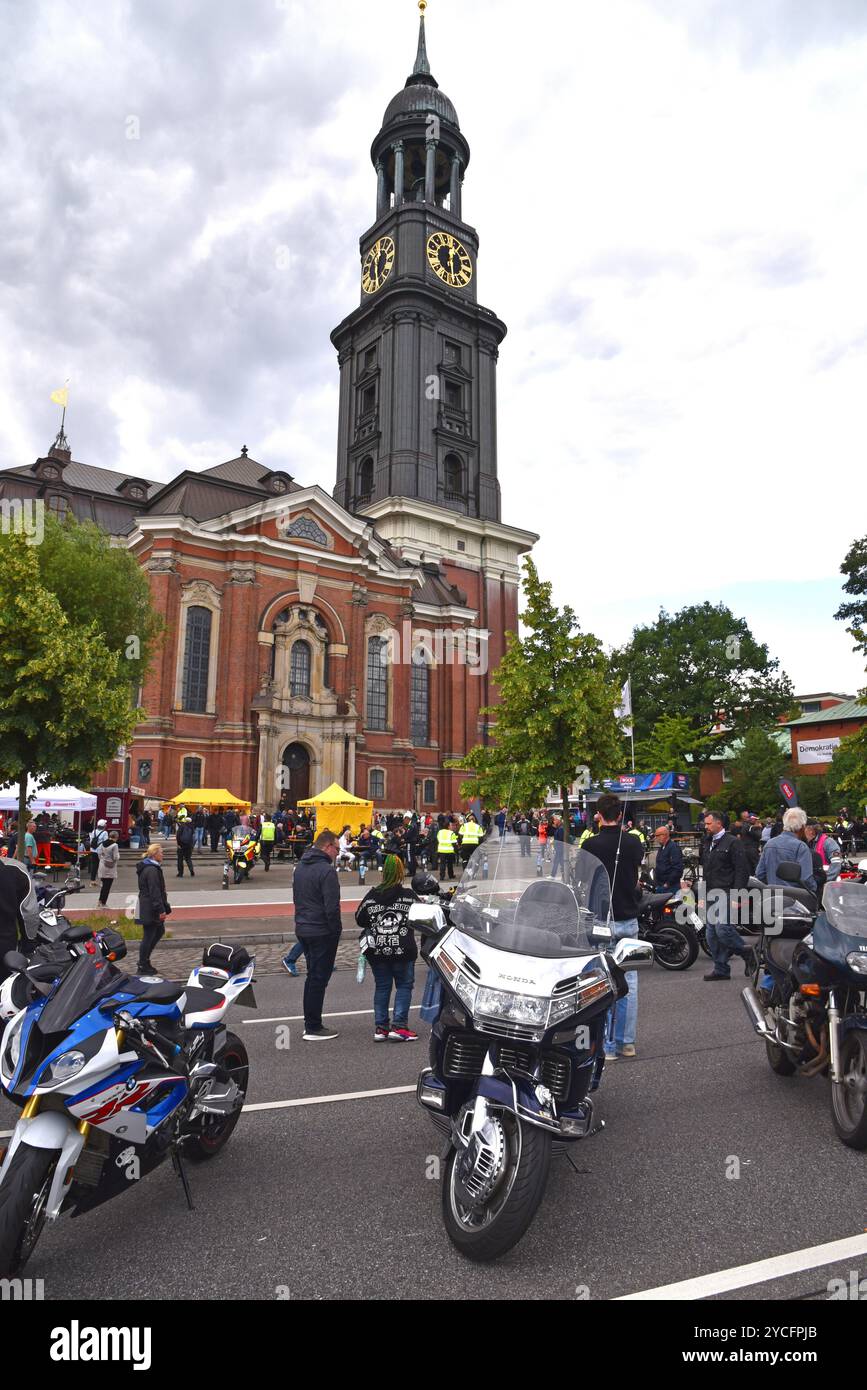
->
[{"left": 796, "top": 738, "right": 841, "bottom": 766}]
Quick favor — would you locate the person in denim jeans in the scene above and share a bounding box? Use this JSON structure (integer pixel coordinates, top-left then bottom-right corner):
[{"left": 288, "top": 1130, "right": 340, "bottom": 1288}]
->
[
  {"left": 356, "top": 855, "right": 419, "bottom": 1042},
  {"left": 583, "top": 794, "right": 645, "bottom": 1060},
  {"left": 605, "top": 918, "right": 640, "bottom": 1057}
]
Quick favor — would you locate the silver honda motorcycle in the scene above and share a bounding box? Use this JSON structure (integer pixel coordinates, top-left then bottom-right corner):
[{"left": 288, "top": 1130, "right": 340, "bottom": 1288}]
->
[{"left": 412, "top": 840, "right": 652, "bottom": 1262}]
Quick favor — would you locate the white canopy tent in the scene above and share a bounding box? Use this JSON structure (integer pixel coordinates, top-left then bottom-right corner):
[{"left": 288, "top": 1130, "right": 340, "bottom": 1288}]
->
[{"left": 0, "top": 781, "right": 97, "bottom": 814}]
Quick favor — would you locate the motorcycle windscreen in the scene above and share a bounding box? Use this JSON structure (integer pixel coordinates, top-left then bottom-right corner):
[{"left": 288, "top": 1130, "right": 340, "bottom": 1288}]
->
[
  {"left": 822, "top": 880, "right": 867, "bottom": 938},
  {"left": 36, "top": 953, "right": 127, "bottom": 1035},
  {"left": 451, "top": 841, "right": 612, "bottom": 958}
]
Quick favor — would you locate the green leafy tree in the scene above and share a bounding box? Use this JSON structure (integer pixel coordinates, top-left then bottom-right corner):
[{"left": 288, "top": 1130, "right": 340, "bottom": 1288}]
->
[
  {"left": 0, "top": 532, "right": 145, "bottom": 857},
  {"left": 633, "top": 714, "right": 713, "bottom": 776},
  {"left": 715, "top": 727, "right": 792, "bottom": 818},
  {"left": 36, "top": 512, "right": 163, "bottom": 688},
  {"left": 828, "top": 731, "right": 867, "bottom": 814},
  {"left": 448, "top": 559, "right": 624, "bottom": 827},
  {"left": 612, "top": 603, "right": 793, "bottom": 788},
  {"left": 835, "top": 535, "right": 867, "bottom": 670}
]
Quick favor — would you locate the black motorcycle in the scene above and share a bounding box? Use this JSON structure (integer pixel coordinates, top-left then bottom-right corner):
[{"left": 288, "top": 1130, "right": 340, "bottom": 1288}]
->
[
  {"left": 412, "top": 843, "right": 653, "bottom": 1262},
  {"left": 741, "top": 867, "right": 867, "bottom": 1150},
  {"left": 636, "top": 876, "right": 700, "bottom": 971}
]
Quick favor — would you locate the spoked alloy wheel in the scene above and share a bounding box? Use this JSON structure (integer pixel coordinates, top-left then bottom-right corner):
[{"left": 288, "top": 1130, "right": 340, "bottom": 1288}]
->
[
  {"left": 442, "top": 1112, "right": 551, "bottom": 1262},
  {"left": 831, "top": 1031, "right": 867, "bottom": 1150},
  {"left": 0, "top": 1145, "right": 59, "bottom": 1277}
]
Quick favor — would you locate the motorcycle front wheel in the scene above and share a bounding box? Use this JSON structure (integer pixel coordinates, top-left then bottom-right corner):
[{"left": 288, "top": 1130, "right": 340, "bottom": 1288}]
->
[
  {"left": 441, "top": 1113, "right": 551, "bottom": 1262},
  {"left": 651, "top": 924, "right": 698, "bottom": 972},
  {"left": 831, "top": 1030, "right": 867, "bottom": 1150},
  {"left": 186, "top": 1032, "right": 250, "bottom": 1161},
  {"left": 0, "top": 1144, "right": 59, "bottom": 1276}
]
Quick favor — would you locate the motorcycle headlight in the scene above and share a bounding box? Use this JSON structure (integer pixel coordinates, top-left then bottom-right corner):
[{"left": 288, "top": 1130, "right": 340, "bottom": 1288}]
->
[
  {"left": 846, "top": 951, "right": 867, "bottom": 976},
  {"left": 47, "top": 1050, "right": 87, "bottom": 1083},
  {"left": 548, "top": 993, "right": 579, "bottom": 1026},
  {"left": 474, "top": 986, "right": 548, "bottom": 1027},
  {"left": 453, "top": 971, "right": 478, "bottom": 1012}
]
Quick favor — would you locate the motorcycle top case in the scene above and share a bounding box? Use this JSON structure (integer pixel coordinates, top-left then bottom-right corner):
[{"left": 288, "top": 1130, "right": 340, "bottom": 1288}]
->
[{"left": 202, "top": 942, "right": 251, "bottom": 975}]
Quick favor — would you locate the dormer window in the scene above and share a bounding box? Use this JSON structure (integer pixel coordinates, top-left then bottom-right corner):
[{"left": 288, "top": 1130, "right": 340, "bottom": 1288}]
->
[
  {"left": 266, "top": 471, "right": 293, "bottom": 495},
  {"left": 116, "top": 477, "right": 149, "bottom": 501}
]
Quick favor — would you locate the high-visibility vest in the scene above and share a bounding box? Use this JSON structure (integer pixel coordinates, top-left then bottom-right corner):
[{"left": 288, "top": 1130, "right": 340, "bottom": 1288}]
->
[
  {"left": 438, "top": 829, "right": 457, "bottom": 855},
  {"left": 260, "top": 822, "right": 276, "bottom": 842},
  {"left": 578, "top": 828, "right": 594, "bottom": 848},
  {"left": 460, "top": 821, "right": 482, "bottom": 845}
]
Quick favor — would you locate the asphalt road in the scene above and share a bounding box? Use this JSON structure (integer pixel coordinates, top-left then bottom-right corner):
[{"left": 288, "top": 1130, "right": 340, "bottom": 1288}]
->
[{"left": 2, "top": 961, "right": 865, "bottom": 1301}]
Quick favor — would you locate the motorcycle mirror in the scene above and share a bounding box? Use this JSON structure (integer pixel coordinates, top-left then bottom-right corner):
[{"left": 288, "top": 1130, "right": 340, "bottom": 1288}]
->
[{"left": 611, "top": 938, "right": 655, "bottom": 971}]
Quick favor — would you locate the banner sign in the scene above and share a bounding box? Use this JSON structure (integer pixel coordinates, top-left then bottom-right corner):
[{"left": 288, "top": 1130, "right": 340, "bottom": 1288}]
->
[
  {"left": 603, "top": 773, "right": 690, "bottom": 793},
  {"left": 778, "top": 777, "right": 799, "bottom": 807},
  {"left": 796, "top": 738, "right": 840, "bottom": 766}
]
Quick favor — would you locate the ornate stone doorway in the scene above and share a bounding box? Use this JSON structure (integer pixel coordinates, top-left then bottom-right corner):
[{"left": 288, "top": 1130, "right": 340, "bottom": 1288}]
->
[{"left": 281, "top": 743, "right": 311, "bottom": 808}]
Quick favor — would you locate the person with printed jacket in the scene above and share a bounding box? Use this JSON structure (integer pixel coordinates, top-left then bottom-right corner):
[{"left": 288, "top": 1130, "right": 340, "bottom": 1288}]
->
[{"left": 356, "top": 854, "right": 420, "bottom": 1042}]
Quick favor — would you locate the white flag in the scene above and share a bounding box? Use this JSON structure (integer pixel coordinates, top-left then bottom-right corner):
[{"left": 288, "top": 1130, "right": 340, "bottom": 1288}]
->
[{"left": 615, "top": 680, "right": 632, "bottom": 723}]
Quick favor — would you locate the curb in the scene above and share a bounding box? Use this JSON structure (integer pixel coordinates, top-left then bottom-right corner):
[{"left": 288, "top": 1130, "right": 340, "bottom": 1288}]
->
[{"left": 160, "top": 932, "right": 298, "bottom": 949}]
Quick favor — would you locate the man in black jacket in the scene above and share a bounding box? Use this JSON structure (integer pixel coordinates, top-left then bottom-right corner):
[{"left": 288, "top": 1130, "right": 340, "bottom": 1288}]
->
[
  {"left": 176, "top": 816, "right": 195, "bottom": 878},
  {"left": 0, "top": 858, "right": 39, "bottom": 981},
  {"left": 584, "top": 795, "right": 644, "bottom": 1059},
  {"left": 292, "top": 830, "right": 342, "bottom": 1041},
  {"left": 701, "top": 810, "right": 752, "bottom": 982},
  {"left": 652, "top": 825, "right": 683, "bottom": 891}
]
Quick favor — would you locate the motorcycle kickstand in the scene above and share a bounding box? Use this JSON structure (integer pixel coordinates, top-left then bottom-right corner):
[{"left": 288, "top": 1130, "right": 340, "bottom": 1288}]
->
[{"left": 171, "top": 1145, "right": 195, "bottom": 1210}]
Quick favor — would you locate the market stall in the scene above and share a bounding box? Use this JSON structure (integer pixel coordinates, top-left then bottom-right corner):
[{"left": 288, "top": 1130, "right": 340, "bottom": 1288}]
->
[
  {"left": 297, "top": 783, "right": 374, "bottom": 838},
  {"left": 162, "top": 788, "right": 251, "bottom": 811}
]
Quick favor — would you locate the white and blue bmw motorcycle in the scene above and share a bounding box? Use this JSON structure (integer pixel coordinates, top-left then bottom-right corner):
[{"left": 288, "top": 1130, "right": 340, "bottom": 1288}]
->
[{"left": 0, "top": 941, "right": 255, "bottom": 1275}]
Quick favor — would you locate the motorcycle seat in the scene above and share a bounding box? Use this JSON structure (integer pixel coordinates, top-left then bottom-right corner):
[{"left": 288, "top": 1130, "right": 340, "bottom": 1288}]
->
[
  {"left": 182, "top": 986, "right": 227, "bottom": 1022},
  {"left": 135, "top": 979, "right": 186, "bottom": 1004},
  {"left": 638, "top": 890, "right": 676, "bottom": 909}
]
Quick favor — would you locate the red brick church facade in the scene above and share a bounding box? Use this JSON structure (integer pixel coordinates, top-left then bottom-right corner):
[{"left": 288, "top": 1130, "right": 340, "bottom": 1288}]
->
[{"left": 0, "top": 11, "right": 536, "bottom": 812}]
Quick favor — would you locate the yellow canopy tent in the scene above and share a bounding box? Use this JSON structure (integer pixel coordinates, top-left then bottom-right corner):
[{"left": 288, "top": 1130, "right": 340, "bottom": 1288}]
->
[
  {"left": 162, "top": 789, "right": 252, "bottom": 810},
  {"left": 297, "top": 783, "right": 374, "bottom": 838}
]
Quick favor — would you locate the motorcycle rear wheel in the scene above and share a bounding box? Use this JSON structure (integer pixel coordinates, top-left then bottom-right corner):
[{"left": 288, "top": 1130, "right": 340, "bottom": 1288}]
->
[
  {"left": 0, "top": 1144, "right": 59, "bottom": 1277},
  {"left": 441, "top": 1114, "right": 551, "bottom": 1262},
  {"left": 186, "top": 1032, "right": 250, "bottom": 1161},
  {"left": 831, "top": 1031, "right": 867, "bottom": 1150},
  {"left": 651, "top": 924, "right": 698, "bottom": 972}
]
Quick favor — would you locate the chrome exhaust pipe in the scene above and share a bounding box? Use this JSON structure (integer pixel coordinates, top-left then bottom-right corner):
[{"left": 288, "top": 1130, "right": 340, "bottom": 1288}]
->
[{"left": 741, "top": 985, "right": 773, "bottom": 1038}]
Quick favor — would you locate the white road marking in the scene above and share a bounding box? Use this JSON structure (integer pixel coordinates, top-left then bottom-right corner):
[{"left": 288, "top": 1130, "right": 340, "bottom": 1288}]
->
[
  {"left": 616, "top": 1231, "right": 867, "bottom": 1300},
  {"left": 243, "top": 1085, "right": 416, "bottom": 1112},
  {"left": 0, "top": 1083, "right": 419, "bottom": 1139},
  {"left": 243, "top": 1006, "right": 422, "bottom": 1025}
]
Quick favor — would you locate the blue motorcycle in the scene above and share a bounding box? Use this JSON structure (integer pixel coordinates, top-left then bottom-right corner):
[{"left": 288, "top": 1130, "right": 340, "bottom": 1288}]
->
[{"left": 0, "top": 941, "right": 255, "bottom": 1275}]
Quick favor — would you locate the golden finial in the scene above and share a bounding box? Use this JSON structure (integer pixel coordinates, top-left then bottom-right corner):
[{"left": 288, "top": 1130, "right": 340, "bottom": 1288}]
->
[{"left": 419, "top": 1, "right": 427, "bottom": 13}]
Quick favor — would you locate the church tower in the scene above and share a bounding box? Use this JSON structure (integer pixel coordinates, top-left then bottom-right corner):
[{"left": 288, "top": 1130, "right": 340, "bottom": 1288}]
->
[{"left": 331, "top": 0, "right": 508, "bottom": 528}]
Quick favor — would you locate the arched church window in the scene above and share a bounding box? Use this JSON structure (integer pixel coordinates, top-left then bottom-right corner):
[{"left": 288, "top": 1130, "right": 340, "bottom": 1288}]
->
[
  {"left": 411, "top": 654, "right": 429, "bottom": 745},
  {"left": 367, "top": 636, "right": 389, "bottom": 730},
  {"left": 357, "top": 456, "right": 374, "bottom": 500},
  {"left": 290, "top": 641, "right": 312, "bottom": 698},
  {"left": 444, "top": 454, "right": 464, "bottom": 498},
  {"left": 182, "top": 607, "right": 212, "bottom": 713}
]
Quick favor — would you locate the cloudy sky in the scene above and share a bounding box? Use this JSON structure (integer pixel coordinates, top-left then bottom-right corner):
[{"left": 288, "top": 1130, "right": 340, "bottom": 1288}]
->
[{"left": 2, "top": 0, "right": 866, "bottom": 695}]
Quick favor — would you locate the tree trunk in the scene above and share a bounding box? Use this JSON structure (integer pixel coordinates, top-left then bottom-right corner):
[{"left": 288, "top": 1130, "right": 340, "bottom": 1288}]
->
[{"left": 16, "top": 772, "right": 28, "bottom": 862}]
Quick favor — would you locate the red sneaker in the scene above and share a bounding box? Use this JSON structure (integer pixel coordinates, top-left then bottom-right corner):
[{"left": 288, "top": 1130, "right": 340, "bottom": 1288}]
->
[
  {"left": 374, "top": 1025, "right": 390, "bottom": 1042},
  {"left": 389, "top": 1026, "right": 418, "bottom": 1042}
]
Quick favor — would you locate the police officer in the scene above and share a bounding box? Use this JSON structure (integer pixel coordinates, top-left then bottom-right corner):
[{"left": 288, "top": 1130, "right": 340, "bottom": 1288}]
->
[
  {"left": 437, "top": 820, "right": 459, "bottom": 880},
  {"left": 259, "top": 813, "right": 276, "bottom": 872},
  {"left": 458, "top": 814, "right": 483, "bottom": 865}
]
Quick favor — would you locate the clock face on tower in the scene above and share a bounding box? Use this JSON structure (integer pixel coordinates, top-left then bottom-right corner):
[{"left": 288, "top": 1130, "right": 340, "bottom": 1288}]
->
[
  {"left": 427, "top": 231, "right": 473, "bottom": 289},
  {"left": 362, "top": 236, "right": 395, "bottom": 294}
]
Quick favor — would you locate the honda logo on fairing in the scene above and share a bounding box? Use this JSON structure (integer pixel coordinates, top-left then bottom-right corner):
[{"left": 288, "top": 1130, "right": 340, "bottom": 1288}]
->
[{"left": 498, "top": 974, "right": 535, "bottom": 985}]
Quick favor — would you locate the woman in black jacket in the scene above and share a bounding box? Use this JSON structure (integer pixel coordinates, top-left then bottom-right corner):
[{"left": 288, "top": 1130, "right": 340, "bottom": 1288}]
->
[
  {"left": 356, "top": 855, "right": 419, "bottom": 1042},
  {"left": 136, "top": 844, "right": 172, "bottom": 975}
]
